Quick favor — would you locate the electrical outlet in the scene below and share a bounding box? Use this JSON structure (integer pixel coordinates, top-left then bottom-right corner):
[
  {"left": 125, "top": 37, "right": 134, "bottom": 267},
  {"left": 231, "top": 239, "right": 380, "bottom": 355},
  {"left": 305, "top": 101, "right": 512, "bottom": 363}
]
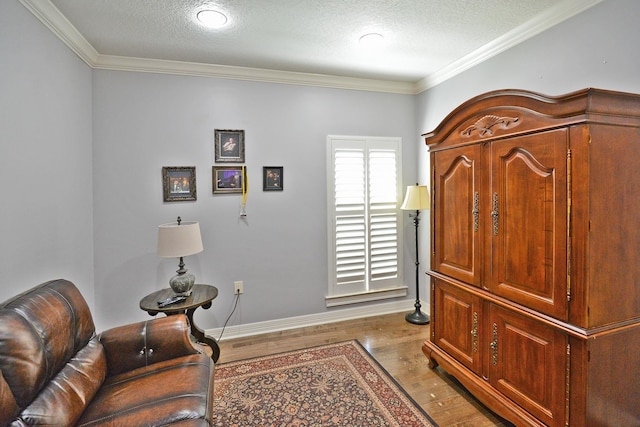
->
[{"left": 234, "top": 281, "right": 244, "bottom": 294}]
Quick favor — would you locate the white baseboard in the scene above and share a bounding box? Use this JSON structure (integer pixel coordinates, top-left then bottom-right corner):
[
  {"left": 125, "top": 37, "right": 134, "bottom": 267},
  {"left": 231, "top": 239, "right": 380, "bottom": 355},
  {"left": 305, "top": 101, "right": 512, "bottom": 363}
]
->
[{"left": 207, "top": 299, "right": 422, "bottom": 341}]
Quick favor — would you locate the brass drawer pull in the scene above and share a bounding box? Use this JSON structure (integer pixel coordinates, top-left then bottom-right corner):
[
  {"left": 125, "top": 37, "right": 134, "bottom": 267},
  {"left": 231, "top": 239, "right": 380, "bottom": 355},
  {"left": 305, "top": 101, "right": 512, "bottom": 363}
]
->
[
  {"left": 490, "top": 323, "right": 498, "bottom": 365},
  {"left": 491, "top": 193, "right": 499, "bottom": 235},
  {"left": 472, "top": 192, "right": 480, "bottom": 232},
  {"left": 470, "top": 311, "right": 479, "bottom": 353}
]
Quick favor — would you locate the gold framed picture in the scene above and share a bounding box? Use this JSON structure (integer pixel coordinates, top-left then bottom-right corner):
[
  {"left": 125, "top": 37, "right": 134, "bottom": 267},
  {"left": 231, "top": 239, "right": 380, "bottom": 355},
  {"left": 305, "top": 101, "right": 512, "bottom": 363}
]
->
[
  {"left": 162, "top": 166, "right": 196, "bottom": 202},
  {"left": 214, "top": 129, "right": 245, "bottom": 163}
]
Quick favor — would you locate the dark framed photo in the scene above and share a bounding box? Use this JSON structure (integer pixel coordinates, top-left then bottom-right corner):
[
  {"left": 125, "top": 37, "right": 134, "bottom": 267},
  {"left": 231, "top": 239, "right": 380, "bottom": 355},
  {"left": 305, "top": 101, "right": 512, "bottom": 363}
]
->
[
  {"left": 263, "top": 166, "right": 283, "bottom": 191},
  {"left": 213, "top": 166, "right": 245, "bottom": 194},
  {"left": 214, "top": 129, "right": 245, "bottom": 163},
  {"left": 162, "top": 166, "right": 196, "bottom": 202}
]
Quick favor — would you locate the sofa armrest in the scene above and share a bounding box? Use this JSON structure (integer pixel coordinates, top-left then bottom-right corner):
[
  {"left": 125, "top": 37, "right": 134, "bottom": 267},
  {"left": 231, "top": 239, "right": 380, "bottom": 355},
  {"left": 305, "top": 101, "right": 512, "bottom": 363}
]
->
[{"left": 99, "top": 314, "right": 201, "bottom": 376}]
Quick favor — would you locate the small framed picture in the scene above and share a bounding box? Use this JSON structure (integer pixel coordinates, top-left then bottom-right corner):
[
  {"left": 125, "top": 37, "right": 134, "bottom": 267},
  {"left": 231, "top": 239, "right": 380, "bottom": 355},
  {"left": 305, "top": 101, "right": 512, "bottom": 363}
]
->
[
  {"left": 214, "top": 129, "right": 245, "bottom": 163},
  {"left": 213, "top": 166, "right": 245, "bottom": 194},
  {"left": 162, "top": 166, "right": 196, "bottom": 202},
  {"left": 263, "top": 166, "right": 283, "bottom": 191}
]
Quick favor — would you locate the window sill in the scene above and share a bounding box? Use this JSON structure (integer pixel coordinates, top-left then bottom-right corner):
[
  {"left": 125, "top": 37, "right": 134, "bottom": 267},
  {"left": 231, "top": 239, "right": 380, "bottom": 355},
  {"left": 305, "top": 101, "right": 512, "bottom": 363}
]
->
[{"left": 325, "top": 286, "right": 408, "bottom": 307}]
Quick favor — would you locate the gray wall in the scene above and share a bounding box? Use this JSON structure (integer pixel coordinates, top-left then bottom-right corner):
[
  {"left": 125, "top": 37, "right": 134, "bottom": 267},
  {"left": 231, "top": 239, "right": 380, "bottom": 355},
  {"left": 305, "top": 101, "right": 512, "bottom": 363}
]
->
[
  {"left": 91, "top": 71, "right": 418, "bottom": 330},
  {"left": 0, "top": 0, "right": 94, "bottom": 305}
]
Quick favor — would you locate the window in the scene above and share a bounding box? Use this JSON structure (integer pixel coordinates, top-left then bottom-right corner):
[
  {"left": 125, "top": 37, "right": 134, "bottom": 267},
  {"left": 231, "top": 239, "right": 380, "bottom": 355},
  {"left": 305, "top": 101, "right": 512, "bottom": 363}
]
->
[{"left": 326, "top": 136, "right": 406, "bottom": 307}]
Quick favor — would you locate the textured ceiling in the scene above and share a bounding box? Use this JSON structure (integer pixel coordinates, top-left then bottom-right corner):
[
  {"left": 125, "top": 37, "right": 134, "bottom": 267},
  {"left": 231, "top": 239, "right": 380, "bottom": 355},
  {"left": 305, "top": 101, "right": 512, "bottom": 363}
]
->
[{"left": 28, "top": 0, "right": 601, "bottom": 91}]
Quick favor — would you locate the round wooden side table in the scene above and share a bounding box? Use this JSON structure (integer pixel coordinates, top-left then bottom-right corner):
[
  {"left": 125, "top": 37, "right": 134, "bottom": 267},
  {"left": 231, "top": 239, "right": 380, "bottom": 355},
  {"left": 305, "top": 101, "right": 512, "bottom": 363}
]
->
[{"left": 139, "top": 284, "right": 220, "bottom": 362}]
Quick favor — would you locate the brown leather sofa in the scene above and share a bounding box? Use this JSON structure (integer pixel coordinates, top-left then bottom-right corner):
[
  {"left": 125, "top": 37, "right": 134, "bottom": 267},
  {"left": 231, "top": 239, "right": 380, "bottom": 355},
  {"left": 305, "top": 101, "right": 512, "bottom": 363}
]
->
[{"left": 0, "top": 279, "right": 214, "bottom": 426}]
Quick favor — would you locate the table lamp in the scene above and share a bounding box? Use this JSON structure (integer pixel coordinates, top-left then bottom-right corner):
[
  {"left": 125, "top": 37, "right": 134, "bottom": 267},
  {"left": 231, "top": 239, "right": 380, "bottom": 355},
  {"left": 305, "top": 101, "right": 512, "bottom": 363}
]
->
[
  {"left": 401, "top": 183, "right": 430, "bottom": 325},
  {"left": 157, "top": 216, "right": 203, "bottom": 296}
]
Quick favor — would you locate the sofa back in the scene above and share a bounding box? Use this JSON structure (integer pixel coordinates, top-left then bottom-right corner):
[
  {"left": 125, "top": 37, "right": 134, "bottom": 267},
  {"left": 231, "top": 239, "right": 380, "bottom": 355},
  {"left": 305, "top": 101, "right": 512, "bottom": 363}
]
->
[{"left": 0, "top": 279, "right": 106, "bottom": 426}]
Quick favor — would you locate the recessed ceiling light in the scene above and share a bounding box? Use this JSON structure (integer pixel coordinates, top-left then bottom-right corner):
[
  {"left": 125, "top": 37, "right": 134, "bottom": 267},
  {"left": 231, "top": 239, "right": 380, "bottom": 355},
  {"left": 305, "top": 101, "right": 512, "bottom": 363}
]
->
[
  {"left": 359, "top": 33, "right": 384, "bottom": 48},
  {"left": 197, "top": 10, "right": 228, "bottom": 28}
]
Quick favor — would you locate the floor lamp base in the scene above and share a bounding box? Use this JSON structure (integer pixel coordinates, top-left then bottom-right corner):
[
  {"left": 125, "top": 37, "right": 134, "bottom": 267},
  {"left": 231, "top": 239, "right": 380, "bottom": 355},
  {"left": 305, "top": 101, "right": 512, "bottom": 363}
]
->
[{"left": 405, "top": 305, "right": 430, "bottom": 325}]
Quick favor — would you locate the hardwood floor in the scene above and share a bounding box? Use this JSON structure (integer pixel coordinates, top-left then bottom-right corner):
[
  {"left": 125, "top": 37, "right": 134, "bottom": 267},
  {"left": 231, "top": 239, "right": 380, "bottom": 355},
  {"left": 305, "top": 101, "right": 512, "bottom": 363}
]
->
[{"left": 217, "top": 312, "right": 514, "bottom": 427}]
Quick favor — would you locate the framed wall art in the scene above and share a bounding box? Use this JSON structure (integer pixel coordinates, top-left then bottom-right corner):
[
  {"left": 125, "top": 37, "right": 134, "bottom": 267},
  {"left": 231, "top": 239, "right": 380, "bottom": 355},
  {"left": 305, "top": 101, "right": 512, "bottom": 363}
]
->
[
  {"left": 213, "top": 166, "right": 245, "bottom": 194},
  {"left": 214, "top": 129, "right": 245, "bottom": 163},
  {"left": 162, "top": 166, "right": 196, "bottom": 202},
  {"left": 263, "top": 166, "right": 283, "bottom": 191}
]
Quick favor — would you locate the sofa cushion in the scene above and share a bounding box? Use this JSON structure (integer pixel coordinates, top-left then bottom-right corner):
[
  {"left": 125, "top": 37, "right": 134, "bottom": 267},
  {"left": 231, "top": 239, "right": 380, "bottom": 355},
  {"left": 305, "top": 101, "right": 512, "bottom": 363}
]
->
[
  {"left": 76, "top": 353, "right": 213, "bottom": 426},
  {"left": 15, "top": 337, "right": 106, "bottom": 426},
  {"left": 0, "top": 279, "right": 101, "bottom": 423}
]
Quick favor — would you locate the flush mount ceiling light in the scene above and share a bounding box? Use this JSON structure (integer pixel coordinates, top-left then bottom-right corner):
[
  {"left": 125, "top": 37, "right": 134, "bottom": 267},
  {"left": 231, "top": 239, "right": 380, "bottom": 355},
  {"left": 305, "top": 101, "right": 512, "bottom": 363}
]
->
[
  {"left": 359, "top": 32, "right": 385, "bottom": 48},
  {"left": 197, "top": 9, "right": 228, "bottom": 28}
]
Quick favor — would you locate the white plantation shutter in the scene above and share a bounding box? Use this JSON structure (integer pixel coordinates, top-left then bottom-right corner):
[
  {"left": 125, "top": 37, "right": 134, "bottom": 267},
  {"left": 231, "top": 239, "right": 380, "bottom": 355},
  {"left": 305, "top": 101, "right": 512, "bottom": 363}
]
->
[
  {"left": 327, "top": 136, "right": 405, "bottom": 306},
  {"left": 369, "top": 148, "right": 399, "bottom": 282},
  {"left": 335, "top": 148, "right": 366, "bottom": 287}
]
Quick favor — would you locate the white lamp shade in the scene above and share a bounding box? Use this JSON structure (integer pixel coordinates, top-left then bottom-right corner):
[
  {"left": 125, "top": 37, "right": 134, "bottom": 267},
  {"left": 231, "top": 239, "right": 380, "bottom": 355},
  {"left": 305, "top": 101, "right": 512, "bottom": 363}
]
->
[
  {"left": 157, "top": 221, "right": 204, "bottom": 258},
  {"left": 400, "top": 185, "right": 430, "bottom": 210}
]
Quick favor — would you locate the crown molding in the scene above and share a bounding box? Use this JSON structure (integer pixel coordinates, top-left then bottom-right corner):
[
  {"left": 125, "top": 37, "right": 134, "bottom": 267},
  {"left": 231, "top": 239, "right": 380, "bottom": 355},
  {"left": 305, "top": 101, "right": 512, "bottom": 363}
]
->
[
  {"left": 18, "top": 0, "right": 417, "bottom": 94},
  {"left": 93, "top": 55, "right": 418, "bottom": 94},
  {"left": 20, "top": 0, "right": 602, "bottom": 95},
  {"left": 415, "top": 0, "right": 604, "bottom": 93}
]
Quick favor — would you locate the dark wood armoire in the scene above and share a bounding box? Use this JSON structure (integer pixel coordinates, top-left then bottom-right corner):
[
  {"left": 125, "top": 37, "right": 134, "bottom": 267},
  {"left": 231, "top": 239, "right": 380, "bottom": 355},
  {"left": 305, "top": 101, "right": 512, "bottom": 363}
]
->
[{"left": 422, "top": 88, "right": 640, "bottom": 427}]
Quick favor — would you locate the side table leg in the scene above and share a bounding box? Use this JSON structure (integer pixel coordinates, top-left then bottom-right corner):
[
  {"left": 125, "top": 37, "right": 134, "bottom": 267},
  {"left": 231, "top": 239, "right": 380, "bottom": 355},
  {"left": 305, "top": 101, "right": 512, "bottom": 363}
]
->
[{"left": 186, "top": 308, "right": 220, "bottom": 363}]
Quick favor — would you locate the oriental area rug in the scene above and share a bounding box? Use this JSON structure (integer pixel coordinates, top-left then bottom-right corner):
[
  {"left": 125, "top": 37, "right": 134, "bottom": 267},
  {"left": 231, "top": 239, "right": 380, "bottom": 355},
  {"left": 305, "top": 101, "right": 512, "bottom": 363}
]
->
[{"left": 212, "top": 340, "right": 438, "bottom": 426}]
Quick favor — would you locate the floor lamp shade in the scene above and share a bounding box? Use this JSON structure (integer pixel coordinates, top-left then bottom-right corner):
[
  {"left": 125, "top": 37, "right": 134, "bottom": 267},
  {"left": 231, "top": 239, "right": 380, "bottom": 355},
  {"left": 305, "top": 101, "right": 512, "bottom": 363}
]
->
[
  {"left": 157, "top": 220, "right": 203, "bottom": 295},
  {"left": 401, "top": 184, "right": 430, "bottom": 325},
  {"left": 401, "top": 185, "right": 430, "bottom": 211}
]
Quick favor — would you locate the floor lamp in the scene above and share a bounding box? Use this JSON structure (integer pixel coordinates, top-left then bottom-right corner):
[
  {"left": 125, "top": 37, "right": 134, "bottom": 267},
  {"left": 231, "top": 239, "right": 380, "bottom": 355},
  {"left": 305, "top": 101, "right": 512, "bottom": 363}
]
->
[{"left": 401, "top": 184, "right": 430, "bottom": 325}]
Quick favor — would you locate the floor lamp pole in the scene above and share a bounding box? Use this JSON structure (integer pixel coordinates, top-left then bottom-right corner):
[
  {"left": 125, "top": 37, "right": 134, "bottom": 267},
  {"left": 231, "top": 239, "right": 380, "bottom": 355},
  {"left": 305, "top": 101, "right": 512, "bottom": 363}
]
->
[{"left": 406, "top": 209, "right": 430, "bottom": 325}]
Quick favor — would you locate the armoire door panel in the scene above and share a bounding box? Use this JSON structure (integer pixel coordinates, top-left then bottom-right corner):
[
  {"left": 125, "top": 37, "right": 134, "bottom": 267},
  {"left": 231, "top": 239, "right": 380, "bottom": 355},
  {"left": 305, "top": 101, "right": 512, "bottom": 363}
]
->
[
  {"left": 490, "top": 130, "right": 568, "bottom": 320},
  {"left": 433, "top": 279, "right": 482, "bottom": 373},
  {"left": 489, "top": 305, "right": 567, "bottom": 427},
  {"left": 433, "top": 145, "right": 482, "bottom": 286}
]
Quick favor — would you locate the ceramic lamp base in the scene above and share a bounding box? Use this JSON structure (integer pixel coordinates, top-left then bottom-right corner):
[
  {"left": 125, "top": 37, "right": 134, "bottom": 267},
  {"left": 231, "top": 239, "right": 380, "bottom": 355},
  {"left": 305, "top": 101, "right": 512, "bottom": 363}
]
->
[{"left": 169, "top": 272, "right": 195, "bottom": 296}]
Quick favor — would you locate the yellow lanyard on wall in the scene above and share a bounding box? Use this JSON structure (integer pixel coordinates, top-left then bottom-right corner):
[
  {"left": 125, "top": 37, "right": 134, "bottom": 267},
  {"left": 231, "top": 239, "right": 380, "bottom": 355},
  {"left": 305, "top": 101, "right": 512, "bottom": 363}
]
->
[{"left": 240, "top": 165, "right": 248, "bottom": 216}]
